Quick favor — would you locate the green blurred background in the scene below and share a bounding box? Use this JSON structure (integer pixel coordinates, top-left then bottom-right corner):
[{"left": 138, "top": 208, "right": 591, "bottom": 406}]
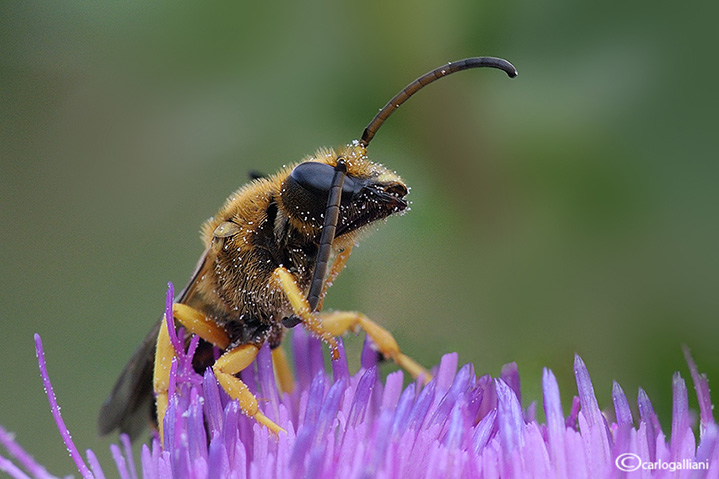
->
[{"left": 1, "top": 0, "right": 716, "bottom": 475}]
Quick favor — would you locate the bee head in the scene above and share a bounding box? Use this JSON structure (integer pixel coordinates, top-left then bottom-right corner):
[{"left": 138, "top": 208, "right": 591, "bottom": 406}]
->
[
  {"left": 278, "top": 57, "right": 518, "bottom": 242},
  {"left": 280, "top": 57, "right": 516, "bottom": 312},
  {"left": 279, "top": 143, "right": 408, "bottom": 241}
]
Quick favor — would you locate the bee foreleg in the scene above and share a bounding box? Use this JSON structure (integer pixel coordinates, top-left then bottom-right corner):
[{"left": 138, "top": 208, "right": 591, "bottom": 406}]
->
[
  {"left": 272, "top": 267, "right": 340, "bottom": 359},
  {"left": 319, "top": 311, "right": 433, "bottom": 383},
  {"left": 213, "top": 344, "right": 285, "bottom": 436},
  {"left": 315, "top": 245, "right": 353, "bottom": 311}
]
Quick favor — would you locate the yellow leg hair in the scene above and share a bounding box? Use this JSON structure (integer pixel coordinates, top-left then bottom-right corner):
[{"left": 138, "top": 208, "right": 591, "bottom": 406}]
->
[
  {"left": 273, "top": 267, "right": 340, "bottom": 359},
  {"left": 316, "top": 246, "right": 353, "bottom": 311}
]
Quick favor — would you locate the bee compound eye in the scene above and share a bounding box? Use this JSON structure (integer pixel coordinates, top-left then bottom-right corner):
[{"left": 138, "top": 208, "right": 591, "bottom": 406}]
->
[{"left": 289, "top": 162, "right": 357, "bottom": 197}]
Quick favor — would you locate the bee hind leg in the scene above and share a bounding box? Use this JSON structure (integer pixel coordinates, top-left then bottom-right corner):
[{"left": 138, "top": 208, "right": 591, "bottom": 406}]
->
[
  {"left": 154, "top": 303, "right": 284, "bottom": 443},
  {"left": 153, "top": 318, "right": 175, "bottom": 444}
]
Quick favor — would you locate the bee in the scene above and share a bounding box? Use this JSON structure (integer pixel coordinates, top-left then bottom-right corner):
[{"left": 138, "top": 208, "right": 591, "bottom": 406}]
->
[{"left": 98, "top": 57, "right": 517, "bottom": 441}]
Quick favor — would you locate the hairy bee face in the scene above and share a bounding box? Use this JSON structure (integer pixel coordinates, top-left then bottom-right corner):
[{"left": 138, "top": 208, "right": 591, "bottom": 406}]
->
[{"left": 278, "top": 143, "right": 408, "bottom": 243}]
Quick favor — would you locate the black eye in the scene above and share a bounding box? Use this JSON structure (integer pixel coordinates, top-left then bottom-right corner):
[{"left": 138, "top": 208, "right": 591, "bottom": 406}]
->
[
  {"left": 281, "top": 162, "right": 360, "bottom": 224},
  {"left": 288, "top": 162, "right": 358, "bottom": 198}
]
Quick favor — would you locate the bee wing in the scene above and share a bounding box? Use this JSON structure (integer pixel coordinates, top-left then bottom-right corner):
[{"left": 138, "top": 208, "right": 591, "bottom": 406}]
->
[
  {"left": 97, "top": 247, "right": 211, "bottom": 439},
  {"left": 97, "top": 319, "right": 159, "bottom": 438}
]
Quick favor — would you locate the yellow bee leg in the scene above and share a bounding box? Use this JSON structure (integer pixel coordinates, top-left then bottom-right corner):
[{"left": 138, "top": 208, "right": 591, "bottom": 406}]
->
[
  {"left": 172, "top": 303, "right": 230, "bottom": 349},
  {"left": 271, "top": 347, "right": 295, "bottom": 394},
  {"left": 272, "top": 267, "right": 340, "bottom": 359},
  {"left": 153, "top": 303, "right": 231, "bottom": 443},
  {"left": 320, "top": 310, "right": 432, "bottom": 383},
  {"left": 153, "top": 317, "right": 173, "bottom": 443},
  {"left": 214, "top": 344, "right": 285, "bottom": 435}
]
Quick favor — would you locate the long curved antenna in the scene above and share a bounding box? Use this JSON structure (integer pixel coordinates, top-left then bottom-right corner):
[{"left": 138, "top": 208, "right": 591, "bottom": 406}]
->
[
  {"left": 307, "top": 159, "right": 347, "bottom": 312},
  {"left": 306, "top": 57, "right": 516, "bottom": 311},
  {"left": 360, "top": 57, "right": 517, "bottom": 147}
]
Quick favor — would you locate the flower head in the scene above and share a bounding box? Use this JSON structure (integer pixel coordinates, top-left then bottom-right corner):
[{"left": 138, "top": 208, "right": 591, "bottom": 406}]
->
[{"left": 1, "top": 298, "right": 718, "bottom": 477}]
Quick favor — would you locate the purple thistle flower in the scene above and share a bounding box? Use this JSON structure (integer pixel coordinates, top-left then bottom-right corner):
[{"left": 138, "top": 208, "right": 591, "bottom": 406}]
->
[{"left": 2, "top": 288, "right": 719, "bottom": 477}]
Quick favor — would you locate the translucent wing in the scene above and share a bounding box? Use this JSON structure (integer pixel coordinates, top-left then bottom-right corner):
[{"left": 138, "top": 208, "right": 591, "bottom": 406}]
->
[{"left": 97, "top": 248, "right": 212, "bottom": 439}]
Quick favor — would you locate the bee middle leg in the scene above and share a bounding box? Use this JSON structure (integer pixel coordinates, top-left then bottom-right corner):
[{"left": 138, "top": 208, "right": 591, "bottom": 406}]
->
[
  {"left": 272, "top": 266, "right": 431, "bottom": 383},
  {"left": 213, "top": 344, "right": 285, "bottom": 435},
  {"left": 271, "top": 347, "right": 295, "bottom": 394}
]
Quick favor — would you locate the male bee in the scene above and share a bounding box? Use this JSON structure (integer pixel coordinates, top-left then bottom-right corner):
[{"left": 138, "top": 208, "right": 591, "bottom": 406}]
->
[{"left": 98, "top": 57, "right": 517, "bottom": 440}]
